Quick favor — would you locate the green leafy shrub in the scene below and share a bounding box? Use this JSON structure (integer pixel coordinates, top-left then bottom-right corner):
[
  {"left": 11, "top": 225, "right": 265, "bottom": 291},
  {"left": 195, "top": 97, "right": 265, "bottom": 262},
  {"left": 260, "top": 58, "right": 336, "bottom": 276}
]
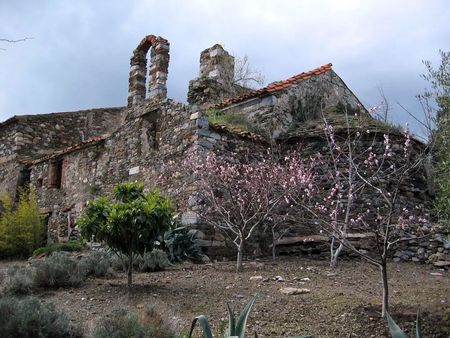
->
[
  {"left": 32, "top": 240, "right": 85, "bottom": 256},
  {"left": 78, "top": 251, "right": 115, "bottom": 277},
  {"left": 33, "top": 252, "right": 87, "bottom": 288},
  {"left": 4, "top": 265, "right": 35, "bottom": 295},
  {"left": 94, "top": 305, "right": 175, "bottom": 338},
  {"left": 78, "top": 182, "right": 173, "bottom": 287},
  {"left": 0, "top": 188, "right": 46, "bottom": 258},
  {"left": 157, "top": 226, "right": 203, "bottom": 263},
  {"left": 0, "top": 296, "right": 82, "bottom": 337}
]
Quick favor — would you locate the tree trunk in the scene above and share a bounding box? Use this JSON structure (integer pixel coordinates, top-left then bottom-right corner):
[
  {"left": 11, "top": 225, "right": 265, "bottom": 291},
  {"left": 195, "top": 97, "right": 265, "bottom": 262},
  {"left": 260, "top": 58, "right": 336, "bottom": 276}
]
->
[
  {"left": 272, "top": 228, "right": 276, "bottom": 261},
  {"left": 127, "top": 252, "right": 133, "bottom": 288},
  {"left": 380, "top": 260, "right": 389, "bottom": 318},
  {"left": 330, "top": 241, "right": 344, "bottom": 269},
  {"left": 236, "top": 240, "right": 244, "bottom": 272}
]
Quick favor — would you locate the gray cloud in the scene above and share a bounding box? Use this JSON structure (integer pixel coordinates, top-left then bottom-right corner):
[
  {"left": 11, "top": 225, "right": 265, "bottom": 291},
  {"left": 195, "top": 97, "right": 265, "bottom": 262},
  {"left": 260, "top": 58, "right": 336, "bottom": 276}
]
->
[{"left": 1, "top": 0, "right": 449, "bottom": 137}]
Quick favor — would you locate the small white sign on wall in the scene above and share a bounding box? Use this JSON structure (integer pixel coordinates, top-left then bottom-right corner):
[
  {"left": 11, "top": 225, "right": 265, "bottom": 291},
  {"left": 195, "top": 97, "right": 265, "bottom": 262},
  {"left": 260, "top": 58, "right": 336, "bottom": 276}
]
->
[{"left": 128, "top": 166, "right": 140, "bottom": 176}]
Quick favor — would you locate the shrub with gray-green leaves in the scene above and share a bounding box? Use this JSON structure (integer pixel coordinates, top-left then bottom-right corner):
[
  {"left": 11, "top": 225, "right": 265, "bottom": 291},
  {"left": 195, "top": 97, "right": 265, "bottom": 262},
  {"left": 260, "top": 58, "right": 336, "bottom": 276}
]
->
[
  {"left": 33, "top": 251, "right": 87, "bottom": 288},
  {"left": 94, "top": 305, "right": 174, "bottom": 338},
  {"left": 0, "top": 296, "right": 82, "bottom": 338},
  {"left": 4, "top": 265, "right": 35, "bottom": 294},
  {"left": 110, "top": 249, "right": 170, "bottom": 273},
  {"left": 78, "top": 251, "right": 115, "bottom": 278}
]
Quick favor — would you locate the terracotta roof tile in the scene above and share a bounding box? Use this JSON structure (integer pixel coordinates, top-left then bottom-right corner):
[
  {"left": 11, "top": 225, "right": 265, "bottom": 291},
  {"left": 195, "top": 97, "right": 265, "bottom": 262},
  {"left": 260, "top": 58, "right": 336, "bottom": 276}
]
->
[{"left": 214, "top": 63, "right": 332, "bottom": 109}]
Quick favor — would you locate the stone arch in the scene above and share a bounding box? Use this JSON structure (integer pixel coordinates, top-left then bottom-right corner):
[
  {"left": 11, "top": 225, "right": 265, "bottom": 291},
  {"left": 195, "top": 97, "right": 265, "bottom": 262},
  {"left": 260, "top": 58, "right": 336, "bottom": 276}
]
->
[{"left": 127, "top": 35, "right": 170, "bottom": 107}]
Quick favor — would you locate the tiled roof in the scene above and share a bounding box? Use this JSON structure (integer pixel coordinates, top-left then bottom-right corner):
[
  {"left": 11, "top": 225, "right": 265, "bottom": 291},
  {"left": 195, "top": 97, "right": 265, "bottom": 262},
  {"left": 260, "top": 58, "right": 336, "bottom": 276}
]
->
[
  {"left": 21, "top": 135, "right": 107, "bottom": 166},
  {"left": 214, "top": 63, "right": 333, "bottom": 109}
]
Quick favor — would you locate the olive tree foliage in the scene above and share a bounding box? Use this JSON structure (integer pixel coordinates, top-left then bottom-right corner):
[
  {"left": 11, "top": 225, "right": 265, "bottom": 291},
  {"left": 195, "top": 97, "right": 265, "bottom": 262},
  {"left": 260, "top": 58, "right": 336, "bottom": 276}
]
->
[
  {"left": 418, "top": 50, "right": 450, "bottom": 226},
  {"left": 78, "top": 182, "right": 173, "bottom": 287}
]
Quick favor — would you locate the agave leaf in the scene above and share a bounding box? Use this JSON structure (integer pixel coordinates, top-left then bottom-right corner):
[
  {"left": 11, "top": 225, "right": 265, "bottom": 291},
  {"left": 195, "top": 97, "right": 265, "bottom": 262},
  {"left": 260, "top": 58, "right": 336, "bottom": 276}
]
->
[
  {"left": 189, "top": 315, "right": 214, "bottom": 338},
  {"left": 225, "top": 303, "right": 236, "bottom": 337},
  {"left": 386, "top": 312, "right": 408, "bottom": 338},
  {"left": 235, "top": 296, "right": 257, "bottom": 338},
  {"left": 415, "top": 310, "right": 423, "bottom": 338}
]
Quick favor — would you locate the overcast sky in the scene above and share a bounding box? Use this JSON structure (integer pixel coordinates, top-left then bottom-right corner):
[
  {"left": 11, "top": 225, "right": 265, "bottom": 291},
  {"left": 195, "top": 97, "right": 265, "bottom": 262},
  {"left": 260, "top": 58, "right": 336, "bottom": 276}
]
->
[{"left": 1, "top": 0, "right": 449, "bottom": 137}]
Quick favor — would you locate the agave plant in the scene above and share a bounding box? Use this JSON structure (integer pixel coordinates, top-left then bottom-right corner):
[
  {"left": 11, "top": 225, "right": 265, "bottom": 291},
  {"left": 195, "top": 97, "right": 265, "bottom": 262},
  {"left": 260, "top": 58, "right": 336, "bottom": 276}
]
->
[
  {"left": 188, "top": 296, "right": 313, "bottom": 338},
  {"left": 188, "top": 296, "right": 256, "bottom": 338},
  {"left": 386, "top": 311, "right": 422, "bottom": 338}
]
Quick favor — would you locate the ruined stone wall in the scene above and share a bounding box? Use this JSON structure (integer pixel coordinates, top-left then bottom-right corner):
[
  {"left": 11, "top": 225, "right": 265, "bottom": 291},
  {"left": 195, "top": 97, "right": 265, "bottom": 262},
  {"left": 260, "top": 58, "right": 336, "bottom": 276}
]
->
[
  {"left": 0, "top": 122, "right": 20, "bottom": 197},
  {"left": 187, "top": 44, "right": 251, "bottom": 108},
  {"left": 218, "top": 70, "right": 367, "bottom": 139},
  {"left": 12, "top": 107, "right": 124, "bottom": 159},
  {"left": 28, "top": 101, "right": 268, "bottom": 250}
]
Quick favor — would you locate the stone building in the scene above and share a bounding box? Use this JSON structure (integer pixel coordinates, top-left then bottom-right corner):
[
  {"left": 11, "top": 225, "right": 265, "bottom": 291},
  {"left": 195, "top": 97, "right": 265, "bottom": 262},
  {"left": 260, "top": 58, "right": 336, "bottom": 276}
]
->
[{"left": 0, "top": 35, "right": 435, "bottom": 259}]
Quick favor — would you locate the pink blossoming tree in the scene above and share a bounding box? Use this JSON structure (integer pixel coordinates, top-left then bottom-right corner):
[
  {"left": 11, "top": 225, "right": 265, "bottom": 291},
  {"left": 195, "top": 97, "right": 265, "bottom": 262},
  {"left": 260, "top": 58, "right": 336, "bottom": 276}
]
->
[
  {"left": 192, "top": 151, "right": 314, "bottom": 272},
  {"left": 298, "top": 111, "right": 432, "bottom": 317}
]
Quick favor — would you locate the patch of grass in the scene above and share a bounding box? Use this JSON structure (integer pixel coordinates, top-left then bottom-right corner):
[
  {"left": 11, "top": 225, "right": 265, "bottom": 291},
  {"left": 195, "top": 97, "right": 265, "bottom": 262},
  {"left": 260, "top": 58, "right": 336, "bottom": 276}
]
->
[
  {"left": 32, "top": 240, "right": 85, "bottom": 257},
  {"left": 0, "top": 296, "right": 82, "bottom": 337}
]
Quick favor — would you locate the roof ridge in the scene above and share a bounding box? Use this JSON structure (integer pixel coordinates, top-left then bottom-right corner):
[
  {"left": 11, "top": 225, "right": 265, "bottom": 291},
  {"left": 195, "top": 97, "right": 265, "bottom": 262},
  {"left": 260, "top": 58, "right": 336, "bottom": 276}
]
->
[{"left": 214, "top": 63, "right": 333, "bottom": 109}]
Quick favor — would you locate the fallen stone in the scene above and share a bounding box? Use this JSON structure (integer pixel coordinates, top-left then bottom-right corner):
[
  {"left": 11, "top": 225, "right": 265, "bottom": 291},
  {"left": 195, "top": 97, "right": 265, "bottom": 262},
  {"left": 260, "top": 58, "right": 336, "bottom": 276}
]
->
[
  {"left": 280, "top": 287, "right": 311, "bottom": 295},
  {"left": 249, "top": 275, "right": 263, "bottom": 281},
  {"left": 430, "top": 272, "right": 443, "bottom": 276},
  {"left": 273, "top": 276, "right": 285, "bottom": 282},
  {"left": 433, "top": 261, "right": 450, "bottom": 268}
]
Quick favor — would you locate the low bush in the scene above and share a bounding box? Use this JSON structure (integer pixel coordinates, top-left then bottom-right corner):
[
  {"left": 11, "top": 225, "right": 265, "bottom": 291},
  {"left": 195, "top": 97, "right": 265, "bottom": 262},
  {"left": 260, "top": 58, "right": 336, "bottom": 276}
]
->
[
  {"left": 136, "top": 249, "right": 170, "bottom": 272},
  {"left": 0, "top": 189, "right": 46, "bottom": 258},
  {"left": 33, "top": 252, "right": 87, "bottom": 288},
  {"left": 32, "top": 240, "right": 85, "bottom": 257},
  {"left": 0, "top": 296, "right": 82, "bottom": 338},
  {"left": 94, "top": 305, "right": 175, "bottom": 338},
  {"left": 4, "top": 265, "right": 35, "bottom": 295},
  {"left": 78, "top": 251, "right": 115, "bottom": 278}
]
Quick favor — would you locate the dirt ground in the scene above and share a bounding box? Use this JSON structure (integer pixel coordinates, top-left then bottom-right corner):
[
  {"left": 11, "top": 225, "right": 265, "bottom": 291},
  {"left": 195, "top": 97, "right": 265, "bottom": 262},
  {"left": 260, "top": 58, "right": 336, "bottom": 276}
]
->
[{"left": 1, "top": 256, "right": 449, "bottom": 337}]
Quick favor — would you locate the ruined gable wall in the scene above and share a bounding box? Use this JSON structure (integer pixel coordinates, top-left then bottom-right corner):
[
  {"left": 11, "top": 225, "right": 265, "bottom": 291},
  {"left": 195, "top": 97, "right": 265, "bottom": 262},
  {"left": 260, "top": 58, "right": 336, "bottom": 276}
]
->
[
  {"left": 218, "top": 70, "right": 367, "bottom": 139},
  {"left": 11, "top": 107, "right": 125, "bottom": 159}
]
